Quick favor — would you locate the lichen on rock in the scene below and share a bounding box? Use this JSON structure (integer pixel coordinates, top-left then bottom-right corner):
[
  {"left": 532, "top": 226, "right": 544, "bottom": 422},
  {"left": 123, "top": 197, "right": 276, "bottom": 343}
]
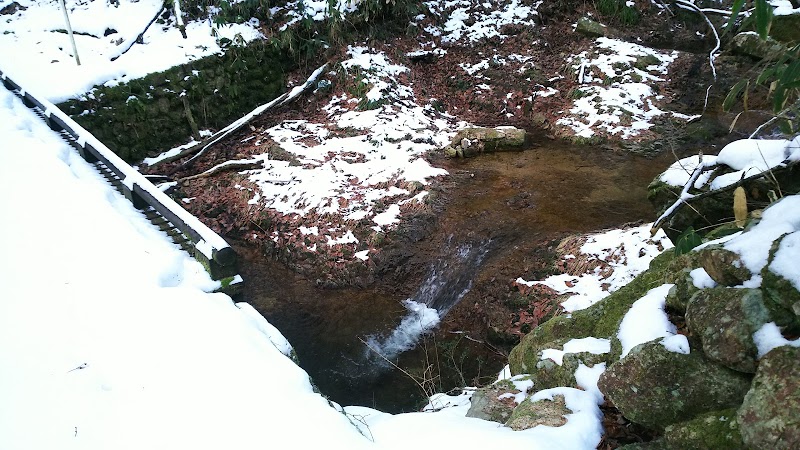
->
[
  {"left": 737, "top": 345, "right": 800, "bottom": 449},
  {"left": 685, "top": 287, "right": 772, "bottom": 373},
  {"left": 598, "top": 340, "right": 752, "bottom": 430},
  {"left": 505, "top": 394, "right": 569, "bottom": 431},
  {"left": 443, "top": 126, "right": 526, "bottom": 157}
]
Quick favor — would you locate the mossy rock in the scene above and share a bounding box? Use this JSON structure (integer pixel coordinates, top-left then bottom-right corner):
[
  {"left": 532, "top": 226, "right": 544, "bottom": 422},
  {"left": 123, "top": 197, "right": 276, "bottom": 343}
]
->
[
  {"left": 731, "top": 32, "right": 786, "bottom": 60},
  {"left": 663, "top": 408, "right": 745, "bottom": 449},
  {"left": 510, "top": 251, "right": 676, "bottom": 373},
  {"left": 737, "top": 346, "right": 800, "bottom": 449},
  {"left": 769, "top": 14, "right": 800, "bottom": 44},
  {"left": 761, "top": 232, "right": 800, "bottom": 334},
  {"left": 505, "top": 394, "right": 569, "bottom": 430},
  {"left": 530, "top": 347, "right": 609, "bottom": 391},
  {"left": 466, "top": 377, "right": 529, "bottom": 423},
  {"left": 634, "top": 54, "right": 661, "bottom": 70},
  {"left": 598, "top": 340, "right": 752, "bottom": 430},
  {"left": 686, "top": 287, "right": 772, "bottom": 373},
  {"left": 617, "top": 440, "right": 669, "bottom": 450},
  {"left": 59, "top": 41, "right": 292, "bottom": 163},
  {"left": 576, "top": 17, "right": 606, "bottom": 38},
  {"left": 664, "top": 269, "right": 699, "bottom": 314},
  {"left": 447, "top": 126, "right": 526, "bottom": 157}
]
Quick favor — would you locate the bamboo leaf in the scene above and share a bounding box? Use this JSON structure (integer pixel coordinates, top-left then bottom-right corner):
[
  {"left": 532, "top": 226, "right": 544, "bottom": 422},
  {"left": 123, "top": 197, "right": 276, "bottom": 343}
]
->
[
  {"left": 773, "top": 86, "right": 787, "bottom": 111},
  {"left": 755, "top": 0, "right": 774, "bottom": 40},
  {"left": 724, "top": 0, "right": 746, "bottom": 35},
  {"left": 757, "top": 67, "right": 776, "bottom": 85},
  {"left": 729, "top": 111, "right": 743, "bottom": 134},
  {"left": 674, "top": 227, "right": 702, "bottom": 256},
  {"left": 724, "top": 80, "right": 749, "bottom": 111},
  {"left": 734, "top": 186, "right": 748, "bottom": 228}
]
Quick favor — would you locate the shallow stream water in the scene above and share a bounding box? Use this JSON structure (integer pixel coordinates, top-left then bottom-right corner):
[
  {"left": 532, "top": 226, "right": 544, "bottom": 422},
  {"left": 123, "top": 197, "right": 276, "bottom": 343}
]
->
[{"left": 237, "top": 143, "right": 678, "bottom": 413}]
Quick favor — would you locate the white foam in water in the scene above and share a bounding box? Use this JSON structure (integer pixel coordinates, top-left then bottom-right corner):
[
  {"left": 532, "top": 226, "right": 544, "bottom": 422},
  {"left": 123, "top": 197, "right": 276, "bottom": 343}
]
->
[{"left": 364, "top": 299, "right": 441, "bottom": 361}]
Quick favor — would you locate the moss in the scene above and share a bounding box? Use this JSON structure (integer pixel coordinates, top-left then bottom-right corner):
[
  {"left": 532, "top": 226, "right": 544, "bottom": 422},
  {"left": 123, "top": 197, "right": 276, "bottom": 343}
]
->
[
  {"left": 663, "top": 408, "right": 745, "bottom": 449},
  {"left": 510, "top": 251, "right": 676, "bottom": 373},
  {"left": 760, "top": 233, "right": 800, "bottom": 333},
  {"left": 59, "top": 40, "right": 293, "bottom": 163}
]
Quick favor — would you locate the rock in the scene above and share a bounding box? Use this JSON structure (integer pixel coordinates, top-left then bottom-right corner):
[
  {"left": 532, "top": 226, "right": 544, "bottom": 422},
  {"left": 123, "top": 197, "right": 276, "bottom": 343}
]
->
[
  {"left": 510, "top": 251, "right": 677, "bottom": 374},
  {"left": 663, "top": 409, "right": 745, "bottom": 449},
  {"left": 466, "top": 378, "right": 528, "bottom": 423},
  {"left": 618, "top": 441, "right": 669, "bottom": 450},
  {"left": 598, "top": 340, "right": 752, "bottom": 430},
  {"left": 769, "top": 13, "right": 800, "bottom": 43},
  {"left": 576, "top": 17, "right": 606, "bottom": 38},
  {"left": 685, "top": 288, "right": 772, "bottom": 373},
  {"left": 531, "top": 348, "right": 609, "bottom": 391},
  {"left": 664, "top": 269, "right": 698, "bottom": 314},
  {"left": 737, "top": 346, "right": 800, "bottom": 449},
  {"left": 505, "top": 394, "right": 569, "bottom": 430},
  {"left": 731, "top": 32, "right": 786, "bottom": 60},
  {"left": 761, "top": 232, "right": 800, "bottom": 333},
  {"left": 446, "top": 126, "right": 526, "bottom": 157},
  {"left": 697, "top": 246, "right": 752, "bottom": 286}
]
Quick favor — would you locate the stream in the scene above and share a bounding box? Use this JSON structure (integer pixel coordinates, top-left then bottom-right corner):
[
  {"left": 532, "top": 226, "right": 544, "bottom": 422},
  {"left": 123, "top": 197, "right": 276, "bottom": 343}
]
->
[{"left": 236, "top": 143, "right": 679, "bottom": 413}]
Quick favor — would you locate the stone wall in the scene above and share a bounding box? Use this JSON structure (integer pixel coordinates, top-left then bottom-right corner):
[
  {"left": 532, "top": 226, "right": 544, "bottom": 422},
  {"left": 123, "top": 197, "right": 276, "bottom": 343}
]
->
[{"left": 59, "top": 40, "right": 291, "bottom": 162}]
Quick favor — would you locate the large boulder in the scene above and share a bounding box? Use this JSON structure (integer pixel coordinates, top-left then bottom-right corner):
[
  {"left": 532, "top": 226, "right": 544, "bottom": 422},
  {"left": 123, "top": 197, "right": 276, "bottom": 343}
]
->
[
  {"left": 505, "top": 394, "right": 569, "bottom": 431},
  {"left": 443, "top": 126, "right": 526, "bottom": 157},
  {"left": 737, "top": 346, "right": 800, "bottom": 449},
  {"left": 685, "top": 288, "right": 772, "bottom": 373},
  {"left": 731, "top": 32, "right": 786, "bottom": 60},
  {"left": 598, "top": 340, "right": 752, "bottom": 430},
  {"left": 770, "top": 13, "right": 800, "bottom": 43},
  {"left": 761, "top": 232, "right": 800, "bottom": 333},
  {"left": 662, "top": 409, "right": 745, "bottom": 449}
]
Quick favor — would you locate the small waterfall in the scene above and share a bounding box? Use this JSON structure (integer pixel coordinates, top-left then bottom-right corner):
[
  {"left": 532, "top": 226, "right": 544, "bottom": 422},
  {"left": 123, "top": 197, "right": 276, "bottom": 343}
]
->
[{"left": 363, "top": 239, "right": 491, "bottom": 363}]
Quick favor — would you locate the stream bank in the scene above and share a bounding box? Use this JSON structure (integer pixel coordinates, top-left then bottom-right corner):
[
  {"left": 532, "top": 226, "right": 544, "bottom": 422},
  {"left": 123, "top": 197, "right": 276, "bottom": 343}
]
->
[{"left": 235, "top": 143, "right": 678, "bottom": 412}]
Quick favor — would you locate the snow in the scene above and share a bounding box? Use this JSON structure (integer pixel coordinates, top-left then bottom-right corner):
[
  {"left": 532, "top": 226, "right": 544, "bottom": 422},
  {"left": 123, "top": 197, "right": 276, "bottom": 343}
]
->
[
  {"left": 617, "top": 284, "right": 678, "bottom": 358},
  {"left": 517, "top": 224, "right": 673, "bottom": 312},
  {"left": 711, "top": 137, "right": 800, "bottom": 189},
  {"left": 345, "top": 387, "right": 603, "bottom": 450},
  {"left": 753, "top": 322, "right": 800, "bottom": 358},
  {"left": 7, "top": 1, "right": 800, "bottom": 448},
  {"left": 690, "top": 267, "right": 717, "bottom": 289},
  {"left": 0, "top": 86, "right": 370, "bottom": 450},
  {"left": 659, "top": 154, "right": 719, "bottom": 187},
  {"left": 574, "top": 363, "right": 607, "bottom": 405},
  {"left": 240, "top": 47, "right": 453, "bottom": 259},
  {"left": 425, "top": 0, "right": 540, "bottom": 43},
  {"left": 540, "top": 337, "right": 611, "bottom": 366},
  {"left": 660, "top": 334, "right": 690, "bottom": 355},
  {"left": 557, "top": 37, "right": 681, "bottom": 139},
  {"left": 723, "top": 195, "right": 800, "bottom": 286},
  {"left": 0, "top": 0, "right": 263, "bottom": 103}
]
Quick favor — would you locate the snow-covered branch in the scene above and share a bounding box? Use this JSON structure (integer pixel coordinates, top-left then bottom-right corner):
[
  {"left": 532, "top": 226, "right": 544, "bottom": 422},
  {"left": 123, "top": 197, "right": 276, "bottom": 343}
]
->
[{"left": 152, "top": 63, "right": 329, "bottom": 170}]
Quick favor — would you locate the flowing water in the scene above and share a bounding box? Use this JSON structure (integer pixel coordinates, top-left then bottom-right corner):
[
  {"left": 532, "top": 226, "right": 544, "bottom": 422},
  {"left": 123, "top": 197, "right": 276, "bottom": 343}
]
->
[
  {"left": 237, "top": 144, "right": 679, "bottom": 413},
  {"left": 363, "top": 239, "right": 492, "bottom": 366}
]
